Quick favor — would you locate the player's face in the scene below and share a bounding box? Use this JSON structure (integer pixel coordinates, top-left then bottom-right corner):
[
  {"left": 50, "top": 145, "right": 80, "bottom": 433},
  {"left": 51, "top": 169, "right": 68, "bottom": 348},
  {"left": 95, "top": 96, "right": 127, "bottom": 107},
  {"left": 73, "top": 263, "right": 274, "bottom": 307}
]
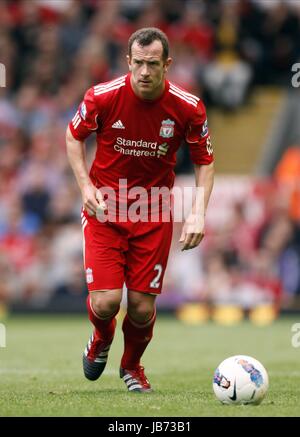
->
[{"left": 127, "top": 40, "right": 172, "bottom": 100}]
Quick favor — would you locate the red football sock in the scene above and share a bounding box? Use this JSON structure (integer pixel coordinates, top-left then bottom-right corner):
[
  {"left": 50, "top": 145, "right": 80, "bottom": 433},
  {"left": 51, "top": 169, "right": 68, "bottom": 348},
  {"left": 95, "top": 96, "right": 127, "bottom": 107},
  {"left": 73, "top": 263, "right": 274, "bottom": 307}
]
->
[
  {"left": 86, "top": 295, "right": 119, "bottom": 344},
  {"left": 121, "top": 310, "right": 156, "bottom": 370}
]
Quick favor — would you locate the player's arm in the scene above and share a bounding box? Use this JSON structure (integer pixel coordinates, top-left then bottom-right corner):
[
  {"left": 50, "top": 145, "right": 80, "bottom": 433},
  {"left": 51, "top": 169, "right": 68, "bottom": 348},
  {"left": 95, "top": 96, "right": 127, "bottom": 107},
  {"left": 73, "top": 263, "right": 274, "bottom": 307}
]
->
[
  {"left": 66, "top": 127, "right": 105, "bottom": 216},
  {"left": 66, "top": 88, "right": 106, "bottom": 216},
  {"left": 180, "top": 161, "right": 214, "bottom": 250},
  {"left": 180, "top": 100, "right": 214, "bottom": 251}
]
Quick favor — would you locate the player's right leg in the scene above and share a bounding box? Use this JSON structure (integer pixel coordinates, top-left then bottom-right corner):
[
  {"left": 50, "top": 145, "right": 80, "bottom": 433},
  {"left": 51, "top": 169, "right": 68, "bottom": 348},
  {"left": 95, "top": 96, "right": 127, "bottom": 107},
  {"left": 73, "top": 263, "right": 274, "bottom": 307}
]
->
[
  {"left": 83, "top": 289, "right": 122, "bottom": 380},
  {"left": 81, "top": 210, "right": 127, "bottom": 381}
]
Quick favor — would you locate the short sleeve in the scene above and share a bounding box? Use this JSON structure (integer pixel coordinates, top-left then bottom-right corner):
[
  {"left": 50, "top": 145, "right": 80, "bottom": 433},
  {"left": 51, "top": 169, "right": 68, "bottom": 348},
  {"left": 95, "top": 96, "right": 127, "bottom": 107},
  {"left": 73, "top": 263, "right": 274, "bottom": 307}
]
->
[
  {"left": 68, "top": 87, "right": 99, "bottom": 141},
  {"left": 185, "top": 100, "right": 214, "bottom": 165}
]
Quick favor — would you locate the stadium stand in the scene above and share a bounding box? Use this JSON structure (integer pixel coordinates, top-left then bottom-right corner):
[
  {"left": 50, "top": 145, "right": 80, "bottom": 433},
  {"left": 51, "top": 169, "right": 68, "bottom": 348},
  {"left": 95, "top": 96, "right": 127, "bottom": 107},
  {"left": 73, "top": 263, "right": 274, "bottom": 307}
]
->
[{"left": 1, "top": 0, "right": 300, "bottom": 319}]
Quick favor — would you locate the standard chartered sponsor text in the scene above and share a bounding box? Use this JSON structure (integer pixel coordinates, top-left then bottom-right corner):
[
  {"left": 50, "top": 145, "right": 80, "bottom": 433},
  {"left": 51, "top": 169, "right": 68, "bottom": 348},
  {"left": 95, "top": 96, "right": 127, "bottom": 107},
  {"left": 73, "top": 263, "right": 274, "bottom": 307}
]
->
[{"left": 114, "top": 137, "right": 157, "bottom": 156}]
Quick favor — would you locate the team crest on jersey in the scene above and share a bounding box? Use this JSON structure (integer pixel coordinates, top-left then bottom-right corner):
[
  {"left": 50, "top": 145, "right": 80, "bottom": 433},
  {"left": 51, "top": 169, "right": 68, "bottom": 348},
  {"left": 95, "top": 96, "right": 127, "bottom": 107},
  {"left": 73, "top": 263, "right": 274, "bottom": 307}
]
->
[
  {"left": 160, "top": 119, "right": 175, "bottom": 138},
  {"left": 86, "top": 268, "right": 93, "bottom": 284},
  {"left": 80, "top": 102, "right": 87, "bottom": 120}
]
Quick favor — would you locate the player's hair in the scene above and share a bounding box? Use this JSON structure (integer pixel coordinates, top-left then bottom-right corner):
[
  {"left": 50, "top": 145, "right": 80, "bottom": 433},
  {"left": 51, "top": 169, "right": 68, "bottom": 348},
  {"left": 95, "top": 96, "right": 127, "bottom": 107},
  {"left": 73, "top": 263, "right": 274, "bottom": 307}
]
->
[{"left": 128, "top": 27, "right": 169, "bottom": 61}]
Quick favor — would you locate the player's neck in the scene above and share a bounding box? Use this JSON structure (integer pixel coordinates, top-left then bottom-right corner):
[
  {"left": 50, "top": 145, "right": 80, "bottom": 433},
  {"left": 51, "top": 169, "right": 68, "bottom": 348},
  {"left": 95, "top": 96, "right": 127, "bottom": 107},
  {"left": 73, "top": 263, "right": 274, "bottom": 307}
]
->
[{"left": 130, "top": 77, "right": 166, "bottom": 101}]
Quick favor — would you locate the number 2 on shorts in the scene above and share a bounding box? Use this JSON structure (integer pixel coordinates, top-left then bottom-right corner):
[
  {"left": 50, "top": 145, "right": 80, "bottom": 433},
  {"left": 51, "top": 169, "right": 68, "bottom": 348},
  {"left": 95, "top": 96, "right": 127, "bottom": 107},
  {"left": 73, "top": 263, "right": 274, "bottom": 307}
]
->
[{"left": 150, "top": 264, "right": 163, "bottom": 289}]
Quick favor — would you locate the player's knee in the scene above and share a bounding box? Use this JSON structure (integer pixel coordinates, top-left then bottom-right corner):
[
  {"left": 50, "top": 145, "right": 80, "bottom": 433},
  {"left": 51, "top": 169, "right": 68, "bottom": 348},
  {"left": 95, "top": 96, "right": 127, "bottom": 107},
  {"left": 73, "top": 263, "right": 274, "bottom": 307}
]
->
[
  {"left": 128, "top": 301, "right": 154, "bottom": 323},
  {"left": 90, "top": 290, "right": 121, "bottom": 318}
]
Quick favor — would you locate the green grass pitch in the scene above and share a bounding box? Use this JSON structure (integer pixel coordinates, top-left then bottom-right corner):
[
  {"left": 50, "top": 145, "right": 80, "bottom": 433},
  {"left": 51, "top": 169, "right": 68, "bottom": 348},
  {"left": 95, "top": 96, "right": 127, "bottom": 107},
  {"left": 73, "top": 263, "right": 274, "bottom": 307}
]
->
[{"left": 0, "top": 314, "right": 300, "bottom": 417}]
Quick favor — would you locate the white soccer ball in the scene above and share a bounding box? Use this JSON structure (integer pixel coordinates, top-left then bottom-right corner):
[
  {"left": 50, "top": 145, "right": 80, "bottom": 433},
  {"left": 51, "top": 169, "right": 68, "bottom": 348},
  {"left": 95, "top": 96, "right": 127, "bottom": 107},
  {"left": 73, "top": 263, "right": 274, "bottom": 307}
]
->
[{"left": 213, "top": 355, "right": 269, "bottom": 405}]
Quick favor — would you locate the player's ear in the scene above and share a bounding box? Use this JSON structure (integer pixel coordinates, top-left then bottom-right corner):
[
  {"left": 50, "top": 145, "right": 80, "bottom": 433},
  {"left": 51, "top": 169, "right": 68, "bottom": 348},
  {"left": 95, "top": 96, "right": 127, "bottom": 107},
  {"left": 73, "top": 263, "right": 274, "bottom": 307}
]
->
[
  {"left": 127, "top": 55, "right": 132, "bottom": 71},
  {"left": 164, "top": 57, "right": 172, "bottom": 73}
]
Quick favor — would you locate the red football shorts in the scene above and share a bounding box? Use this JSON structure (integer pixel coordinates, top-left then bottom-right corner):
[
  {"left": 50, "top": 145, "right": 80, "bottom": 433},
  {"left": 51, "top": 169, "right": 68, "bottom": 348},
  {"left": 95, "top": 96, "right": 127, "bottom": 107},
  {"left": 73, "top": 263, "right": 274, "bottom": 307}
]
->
[{"left": 81, "top": 210, "right": 173, "bottom": 294}]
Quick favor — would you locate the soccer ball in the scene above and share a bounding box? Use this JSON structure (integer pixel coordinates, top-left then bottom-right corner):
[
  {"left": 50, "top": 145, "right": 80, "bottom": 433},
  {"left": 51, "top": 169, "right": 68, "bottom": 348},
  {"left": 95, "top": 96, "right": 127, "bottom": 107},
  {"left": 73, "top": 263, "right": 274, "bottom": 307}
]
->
[{"left": 213, "top": 355, "right": 269, "bottom": 405}]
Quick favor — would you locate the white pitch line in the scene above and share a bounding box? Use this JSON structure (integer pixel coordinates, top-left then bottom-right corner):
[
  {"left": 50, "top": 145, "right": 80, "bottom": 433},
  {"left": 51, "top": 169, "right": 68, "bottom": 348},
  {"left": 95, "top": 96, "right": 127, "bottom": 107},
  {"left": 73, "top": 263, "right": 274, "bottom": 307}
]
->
[
  {"left": 0, "top": 368, "right": 118, "bottom": 376},
  {"left": 0, "top": 368, "right": 166, "bottom": 376},
  {"left": 268, "top": 371, "right": 300, "bottom": 377}
]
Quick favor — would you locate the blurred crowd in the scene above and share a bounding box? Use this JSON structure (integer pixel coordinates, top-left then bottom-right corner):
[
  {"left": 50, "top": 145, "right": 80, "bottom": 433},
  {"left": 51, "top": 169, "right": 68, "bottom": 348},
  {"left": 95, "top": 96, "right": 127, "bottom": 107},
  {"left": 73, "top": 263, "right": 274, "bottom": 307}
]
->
[
  {"left": 1, "top": 0, "right": 300, "bottom": 312},
  {"left": 163, "top": 175, "right": 300, "bottom": 312}
]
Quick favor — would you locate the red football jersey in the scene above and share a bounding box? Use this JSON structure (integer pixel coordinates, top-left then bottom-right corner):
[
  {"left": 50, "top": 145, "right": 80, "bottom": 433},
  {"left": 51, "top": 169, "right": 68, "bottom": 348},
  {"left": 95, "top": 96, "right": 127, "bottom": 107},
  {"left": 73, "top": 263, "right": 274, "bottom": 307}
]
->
[{"left": 69, "top": 74, "right": 213, "bottom": 196}]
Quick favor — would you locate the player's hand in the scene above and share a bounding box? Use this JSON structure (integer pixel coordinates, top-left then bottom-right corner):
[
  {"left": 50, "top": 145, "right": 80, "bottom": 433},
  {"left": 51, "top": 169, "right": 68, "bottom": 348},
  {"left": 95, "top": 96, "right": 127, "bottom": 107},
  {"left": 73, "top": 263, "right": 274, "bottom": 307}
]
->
[
  {"left": 82, "top": 184, "right": 107, "bottom": 217},
  {"left": 179, "top": 213, "right": 205, "bottom": 251}
]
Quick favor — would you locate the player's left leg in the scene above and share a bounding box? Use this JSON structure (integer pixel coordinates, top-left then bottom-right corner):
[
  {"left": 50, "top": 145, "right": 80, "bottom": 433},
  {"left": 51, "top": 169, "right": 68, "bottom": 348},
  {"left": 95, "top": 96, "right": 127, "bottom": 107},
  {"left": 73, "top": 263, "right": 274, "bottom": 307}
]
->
[
  {"left": 120, "top": 291, "right": 156, "bottom": 392},
  {"left": 119, "top": 219, "right": 173, "bottom": 393}
]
